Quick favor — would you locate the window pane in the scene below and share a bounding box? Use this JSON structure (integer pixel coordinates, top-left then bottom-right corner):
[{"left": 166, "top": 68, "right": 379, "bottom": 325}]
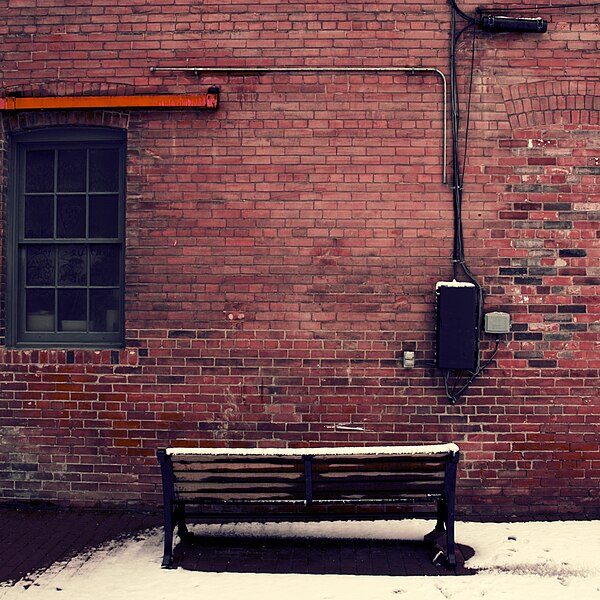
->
[
  {"left": 90, "top": 245, "right": 119, "bottom": 285},
  {"left": 57, "top": 194, "right": 86, "bottom": 238},
  {"left": 89, "top": 149, "right": 119, "bottom": 192},
  {"left": 57, "top": 245, "right": 87, "bottom": 286},
  {"left": 26, "top": 289, "right": 55, "bottom": 331},
  {"left": 89, "top": 195, "right": 119, "bottom": 238},
  {"left": 24, "top": 196, "right": 54, "bottom": 238},
  {"left": 25, "top": 150, "right": 54, "bottom": 193},
  {"left": 90, "top": 289, "right": 119, "bottom": 332},
  {"left": 57, "top": 149, "right": 87, "bottom": 192},
  {"left": 26, "top": 246, "right": 55, "bottom": 285},
  {"left": 58, "top": 288, "right": 87, "bottom": 331}
]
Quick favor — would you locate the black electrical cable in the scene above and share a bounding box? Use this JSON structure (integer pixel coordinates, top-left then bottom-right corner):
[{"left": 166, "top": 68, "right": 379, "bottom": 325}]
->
[
  {"left": 449, "top": 10, "right": 481, "bottom": 288},
  {"left": 450, "top": 9, "right": 463, "bottom": 280},
  {"left": 477, "top": 1, "right": 600, "bottom": 12},
  {"left": 447, "top": 0, "right": 478, "bottom": 22},
  {"left": 444, "top": 1, "right": 494, "bottom": 404},
  {"left": 444, "top": 338, "right": 501, "bottom": 404},
  {"left": 462, "top": 26, "right": 477, "bottom": 185}
]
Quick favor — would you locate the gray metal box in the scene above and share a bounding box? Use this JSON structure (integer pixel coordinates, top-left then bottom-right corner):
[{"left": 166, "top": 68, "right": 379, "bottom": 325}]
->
[{"left": 484, "top": 311, "right": 511, "bottom": 334}]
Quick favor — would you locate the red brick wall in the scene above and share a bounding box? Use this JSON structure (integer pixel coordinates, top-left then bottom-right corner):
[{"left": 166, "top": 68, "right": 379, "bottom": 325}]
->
[{"left": 0, "top": 0, "right": 598, "bottom": 517}]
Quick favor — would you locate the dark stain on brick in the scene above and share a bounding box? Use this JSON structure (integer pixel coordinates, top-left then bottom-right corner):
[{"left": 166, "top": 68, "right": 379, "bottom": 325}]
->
[
  {"left": 559, "top": 249, "right": 587, "bottom": 258},
  {"left": 168, "top": 330, "right": 197, "bottom": 339},
  {"left": 515, "top": 276, "right": 543, "bottom": 285},
  {"left": 573, "top": 166, "right": 600, "bottom": 175},
  {"left": 500, "top": 267, "right": 527, "bottom": 275},
  {"left": 544, "top": 221, "right": 572, "bottom": 230},
  {"left": 528, "top": 359, "right": 558, "bottom": 368},
  {"left": 558, "top": 305, "right": 587, "bottom": 313}
]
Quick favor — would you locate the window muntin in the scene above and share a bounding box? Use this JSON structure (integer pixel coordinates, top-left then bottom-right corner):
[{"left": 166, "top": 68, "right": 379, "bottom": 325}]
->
[{"left": 9, "top": 128, "right": 125, "bottom": 347}]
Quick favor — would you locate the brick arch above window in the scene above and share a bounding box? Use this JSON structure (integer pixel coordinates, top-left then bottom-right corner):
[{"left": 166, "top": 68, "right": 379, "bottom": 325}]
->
[
  {"left": 0, "top": 81, "right": 157, "bottom": 134},
  {"left": 502, "top": 79, "right": 600, "bottom": 130},
  {"left": 2, "top": 109, "right": 130, "bottom": 135}
]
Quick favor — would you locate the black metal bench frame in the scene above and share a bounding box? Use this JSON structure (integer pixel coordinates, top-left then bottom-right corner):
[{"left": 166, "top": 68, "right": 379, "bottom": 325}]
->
[{"left": 157, "top": 444, "right": 460, "bottom": 569}]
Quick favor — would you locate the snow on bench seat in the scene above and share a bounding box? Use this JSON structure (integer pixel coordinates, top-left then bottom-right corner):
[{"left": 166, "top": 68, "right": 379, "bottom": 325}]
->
[{"left": 166, "top": 443, "right": 459, "bottom": 457}]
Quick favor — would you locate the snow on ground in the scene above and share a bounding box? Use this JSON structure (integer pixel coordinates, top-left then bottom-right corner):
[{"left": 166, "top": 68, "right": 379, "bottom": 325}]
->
[{"left": 1, "top": 520, "right": 599, "bottom": 600}]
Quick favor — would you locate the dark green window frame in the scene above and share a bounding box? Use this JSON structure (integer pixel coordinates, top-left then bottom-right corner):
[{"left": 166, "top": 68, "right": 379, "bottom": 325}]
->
[{"left": 7, "top": 127, "right": 126, "bottom": 348}]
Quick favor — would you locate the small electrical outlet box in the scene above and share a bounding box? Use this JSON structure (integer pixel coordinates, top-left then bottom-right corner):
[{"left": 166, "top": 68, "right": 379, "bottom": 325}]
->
[
  {"left": 484, "top": 311, "right": 511, "bottom": 334},
  {"left": 403, "top": 351, "right": 415, "bottom": 369},
  {"left": 436, "top": 281, "right": 480, "bottom": 370}
]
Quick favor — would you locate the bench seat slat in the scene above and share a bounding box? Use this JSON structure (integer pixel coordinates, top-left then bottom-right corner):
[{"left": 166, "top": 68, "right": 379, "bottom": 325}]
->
[
  {"left": 175, "top": 492, "right": 306, "bottom": 502},
  {"left": 172, "top": 463, "right": 304, "bottom": 474},
  {"left": 173, "top": 475, "right": 443, "bottom": 489},
  {"left": 174, "top": 477, "right": 442, "bottom": 491},
  {"left": 171, "top": 457, "right": 303, "bottom": 467},
  {"left": 174, "top": 482, "right": 304, "bottom": 493},
  {"left": 172, "top": 470, "right": 444, "bottom": 481},
  {"left": 315, "top": 471, "right": 445, "bottom": 481},
  {"left": 314, "top": 482, "right": 445, "bottom": 494},
  {"left": 314, "top": 465, "right": 446, "bottom": 475},
  {"left": 174, "top": 471, "right": 304, "bottom": 482},
  {"left": 171, "top": 454, "right": 446, "bottom": 471},
  {"left": 175, "top": 487, "right": 443, "bottom": 500},
  {"left": 175, "top": 492, "right": 442, "bottom": 503},
  {"left": 312, "top": 456, "right": 447, "bottom": 466}
]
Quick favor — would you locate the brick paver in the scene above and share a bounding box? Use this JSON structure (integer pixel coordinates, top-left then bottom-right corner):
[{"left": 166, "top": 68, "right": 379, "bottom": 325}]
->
[
  {"left": 172, "top": 530, "right": 473, "bottom": 576},
  {"left": 0, "top": 506, "right": 472, "bottom": 584},
  {"left": 0, "top": 506, "right": 160, "bottom": 584}
]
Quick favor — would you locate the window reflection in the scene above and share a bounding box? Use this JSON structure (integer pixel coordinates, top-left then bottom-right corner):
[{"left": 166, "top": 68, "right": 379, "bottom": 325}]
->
[
  {"left": 89, "top": 195, "right": 119, "bottom": 238},
  {"left": 25, "top": 150, "right": 54, "bottom": 193},
  {"left": 58, "top": 288, "right": 87, "bottom": 331},
  {"left": 24, "top": 196, "right": 54, "bottom": 238},
  {"left": 58, "top": 245, "right": 87, "bottom": 286},
  {"left": 90, "top": 245, "right": 119, "bottom": 286},
  {"left": 90, "top": 149, "right": 119, "bottom": 192},
  {"left": 57, "top": 150, "right": 87, "bottom": 192},
  {"left": 91, "top": 289, "right": 119, "bottom": 332},
  {"left": 26, "top": 246, "right": 55, "bottom": 286},
  {"left": 26, "top": 289, "right": 55, "bottom": 331},
  {"left": 57, "top": 195, "right": 86, "bottom": 238}
]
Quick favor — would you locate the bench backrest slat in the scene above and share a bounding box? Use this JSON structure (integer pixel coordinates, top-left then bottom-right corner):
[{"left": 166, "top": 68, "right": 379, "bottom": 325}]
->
[
  {"left": 172, "top": 456, "right": 306, "bottom": 501},
  {"left": 169, "top": 452, "right": 451, "bottom": 503}
]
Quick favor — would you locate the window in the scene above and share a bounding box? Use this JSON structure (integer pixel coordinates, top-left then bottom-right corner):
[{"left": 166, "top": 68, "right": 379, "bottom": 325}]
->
[{"left": 7, "top": 127, "right": 125, "bottom": 347}]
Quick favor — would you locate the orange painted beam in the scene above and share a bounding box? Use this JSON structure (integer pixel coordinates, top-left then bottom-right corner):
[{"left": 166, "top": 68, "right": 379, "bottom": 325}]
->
[{"left": 0, "top": 93, "right": 219, "bottom": 111}]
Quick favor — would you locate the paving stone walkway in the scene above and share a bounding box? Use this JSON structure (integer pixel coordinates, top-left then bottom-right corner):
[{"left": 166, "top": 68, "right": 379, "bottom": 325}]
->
[
  {"left": 0, "top": 506, "right": 160, "bottom": 584},
  {"left": 0, "top": 505, "right": 473, "bottom": 584},
  {"left": 173, "top": 534, "right": 474, "bottom": 576}
]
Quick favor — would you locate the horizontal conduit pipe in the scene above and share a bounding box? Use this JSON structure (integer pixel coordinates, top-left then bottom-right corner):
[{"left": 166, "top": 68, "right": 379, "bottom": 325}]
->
[{"left": 150, "top": 66, "right": 448, "bottom": 184}]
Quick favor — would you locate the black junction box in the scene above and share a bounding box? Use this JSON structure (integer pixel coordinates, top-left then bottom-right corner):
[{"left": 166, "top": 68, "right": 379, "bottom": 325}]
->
[{"left": 435, "top": 282, "right": 480, "bottom": 371}]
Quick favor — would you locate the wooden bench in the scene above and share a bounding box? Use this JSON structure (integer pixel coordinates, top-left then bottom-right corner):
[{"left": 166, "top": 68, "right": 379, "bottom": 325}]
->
[{"left": 156, "top": 443, "right": 460, "bottom": 569}]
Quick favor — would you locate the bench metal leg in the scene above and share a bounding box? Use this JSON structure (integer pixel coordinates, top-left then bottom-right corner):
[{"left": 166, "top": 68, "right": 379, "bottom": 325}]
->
[
  {"left": 445, "top": 497, "right": 457, "bottom": 567},
  {"left": 176, "top": 503, "right": 193, "bottom": 540},
  {"left": 162, "top": 503, "right": 192, "bottom": 568},
  {"left": 444, "top": 453, "right": 459, "bottom": 567},
  {"left": 446, "top": 529, "right": 456, "bottom": 567},
  {"left": 425, "top": 500, "right": 456, "bottom": 567},
  {"left": 161, "top": 503, "right": 175, "bottom": 568},
  {"left": 434, "top": 499, "right": 447, "bottom": 533},
  {"left": 158, "top": 450, "right": 178, "bottom": 568}
]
